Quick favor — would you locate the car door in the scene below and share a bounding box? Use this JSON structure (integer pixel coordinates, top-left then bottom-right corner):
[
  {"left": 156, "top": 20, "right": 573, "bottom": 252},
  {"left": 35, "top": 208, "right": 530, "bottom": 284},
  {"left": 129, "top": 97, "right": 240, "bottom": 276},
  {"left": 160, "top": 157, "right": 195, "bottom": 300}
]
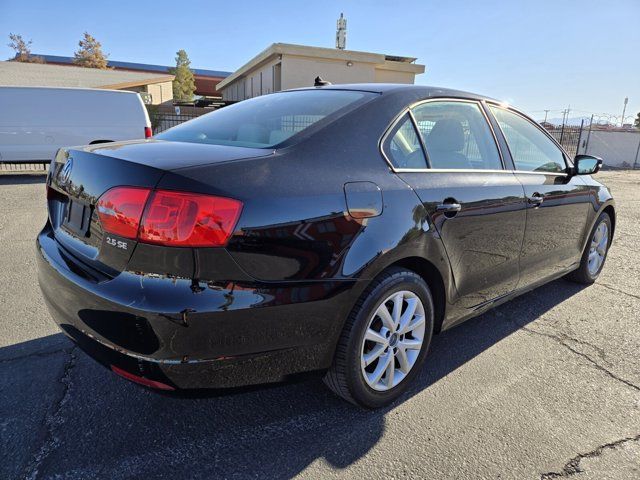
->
[
  {"left": 488, "top": 105, "right": 593, "bottom": 286},
  {"left": 384, "top": 99, "right": 527, "bottom": 311}
]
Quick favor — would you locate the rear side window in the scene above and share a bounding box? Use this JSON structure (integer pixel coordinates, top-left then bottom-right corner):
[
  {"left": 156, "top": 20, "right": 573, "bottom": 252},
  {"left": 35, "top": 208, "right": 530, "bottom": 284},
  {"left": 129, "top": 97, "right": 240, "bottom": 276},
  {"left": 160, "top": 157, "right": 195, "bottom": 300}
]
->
[
  {"left": 383, "top": 114, "right": 427, "bottom": 169},
  {"left": 411, "top": 101, "right": 502, "bottom": 170},
  {"left": 490, "top": 106, "right": 566, "bottom": 173},
  {"left": 155, "top": 90, "right": 373, "bottom": 148}
]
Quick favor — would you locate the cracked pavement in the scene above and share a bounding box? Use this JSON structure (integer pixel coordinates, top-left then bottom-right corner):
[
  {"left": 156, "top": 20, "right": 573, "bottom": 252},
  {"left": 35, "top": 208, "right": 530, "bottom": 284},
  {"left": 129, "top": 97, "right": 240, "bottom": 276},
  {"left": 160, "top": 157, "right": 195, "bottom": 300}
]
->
[{"left": 1, "top": 170, "right": 639, "bottom": 479}]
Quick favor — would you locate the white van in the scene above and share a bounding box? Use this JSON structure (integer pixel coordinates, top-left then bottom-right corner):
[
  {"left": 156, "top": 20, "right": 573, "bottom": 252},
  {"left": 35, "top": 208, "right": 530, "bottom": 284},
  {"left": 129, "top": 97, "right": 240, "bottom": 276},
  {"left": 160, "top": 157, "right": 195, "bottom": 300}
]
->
[{"left": 0, "top": 86, "right": 152, "bottom": 163}]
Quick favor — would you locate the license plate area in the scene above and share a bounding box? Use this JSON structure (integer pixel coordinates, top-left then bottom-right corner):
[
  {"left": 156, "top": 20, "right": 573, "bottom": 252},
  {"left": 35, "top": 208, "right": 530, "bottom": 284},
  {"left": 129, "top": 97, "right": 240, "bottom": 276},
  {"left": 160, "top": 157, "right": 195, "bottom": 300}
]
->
[{"left": 62, "top": 199, "right": 92, "bottom": 237}]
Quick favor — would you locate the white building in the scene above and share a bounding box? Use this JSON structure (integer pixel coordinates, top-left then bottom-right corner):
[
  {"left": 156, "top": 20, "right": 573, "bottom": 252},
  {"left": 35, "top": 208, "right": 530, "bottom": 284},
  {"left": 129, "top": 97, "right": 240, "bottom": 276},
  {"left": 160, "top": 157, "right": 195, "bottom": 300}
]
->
[{"left": 217, "top": 43, "right": 426, "bottom": 102}]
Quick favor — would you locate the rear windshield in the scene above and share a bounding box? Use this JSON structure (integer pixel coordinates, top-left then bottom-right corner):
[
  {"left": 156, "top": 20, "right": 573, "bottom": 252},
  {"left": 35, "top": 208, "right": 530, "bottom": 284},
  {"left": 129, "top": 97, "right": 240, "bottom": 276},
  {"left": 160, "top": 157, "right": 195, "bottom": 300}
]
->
[{"left": 155, "top": 90, "right": 373, "bottom": 148}]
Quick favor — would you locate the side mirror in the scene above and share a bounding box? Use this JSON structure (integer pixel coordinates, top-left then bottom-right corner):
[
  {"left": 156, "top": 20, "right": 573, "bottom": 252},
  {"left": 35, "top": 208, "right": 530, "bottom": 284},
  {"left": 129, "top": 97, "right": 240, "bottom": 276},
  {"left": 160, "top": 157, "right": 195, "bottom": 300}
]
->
[{"left": 572, "top": 155, "right": 603, "bottom": 176}]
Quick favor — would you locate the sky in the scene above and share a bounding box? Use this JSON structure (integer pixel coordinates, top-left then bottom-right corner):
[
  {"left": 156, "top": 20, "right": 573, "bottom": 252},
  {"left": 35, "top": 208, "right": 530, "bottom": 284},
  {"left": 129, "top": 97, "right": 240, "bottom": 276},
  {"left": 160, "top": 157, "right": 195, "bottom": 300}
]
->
[{"left": 1, "top": 0, "right": 639, "bottom": 121}]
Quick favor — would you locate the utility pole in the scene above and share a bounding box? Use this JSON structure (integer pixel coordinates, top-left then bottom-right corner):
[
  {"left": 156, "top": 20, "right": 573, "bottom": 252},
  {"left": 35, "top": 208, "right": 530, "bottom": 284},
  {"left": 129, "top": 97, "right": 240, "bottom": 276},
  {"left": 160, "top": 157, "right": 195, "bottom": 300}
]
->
[
  {"left": 560, "top": 106, "right": 570, "bottom": 144},
  {"left": 621, "top": 97, "right": 628, "bottom": 127},
  {"left": 543, "top": 109, "right": 550, "bottom": 124}
]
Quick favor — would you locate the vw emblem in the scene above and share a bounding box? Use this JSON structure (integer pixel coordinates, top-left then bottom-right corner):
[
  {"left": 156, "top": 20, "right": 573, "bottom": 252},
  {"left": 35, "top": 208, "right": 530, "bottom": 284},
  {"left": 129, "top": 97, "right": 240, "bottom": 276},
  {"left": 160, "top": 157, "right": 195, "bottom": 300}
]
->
[{"left": 60, "top": 158, "right": 73, "bottom": 184}]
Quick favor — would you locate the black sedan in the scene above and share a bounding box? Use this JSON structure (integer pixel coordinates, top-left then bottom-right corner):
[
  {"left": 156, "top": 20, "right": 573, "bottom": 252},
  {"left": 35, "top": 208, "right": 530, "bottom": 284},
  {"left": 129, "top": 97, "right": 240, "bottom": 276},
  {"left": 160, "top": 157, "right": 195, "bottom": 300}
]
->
[{"left": 38, "top": 84, "right": 615, "bottom": 408}]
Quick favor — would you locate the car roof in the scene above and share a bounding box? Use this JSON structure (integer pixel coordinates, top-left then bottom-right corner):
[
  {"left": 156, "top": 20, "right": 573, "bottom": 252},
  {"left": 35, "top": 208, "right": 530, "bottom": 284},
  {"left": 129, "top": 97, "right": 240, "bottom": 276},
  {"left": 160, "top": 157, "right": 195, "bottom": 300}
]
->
[{"left": 291, "top": 83, "right": 499, "bottom": 103}]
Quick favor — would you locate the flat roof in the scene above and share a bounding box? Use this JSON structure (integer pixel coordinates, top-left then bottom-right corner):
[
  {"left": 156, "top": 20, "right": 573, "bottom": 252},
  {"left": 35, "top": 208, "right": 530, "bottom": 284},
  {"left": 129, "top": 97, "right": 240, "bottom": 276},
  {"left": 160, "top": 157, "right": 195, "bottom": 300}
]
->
[
  {"left": 33, "top": 54, "right": 232, "bottom": 78},
  {"left": 217, "top": 43, "right": 425, "bottom": 90},
  {"left": 0, "top": 61, "right": 173, "bottom": 89}
]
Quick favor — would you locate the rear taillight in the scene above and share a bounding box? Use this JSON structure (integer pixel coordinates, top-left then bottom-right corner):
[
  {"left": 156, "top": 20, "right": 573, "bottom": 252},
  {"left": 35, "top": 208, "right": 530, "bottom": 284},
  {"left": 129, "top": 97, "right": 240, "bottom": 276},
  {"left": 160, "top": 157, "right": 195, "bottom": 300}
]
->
[
  {"left": 95, "top": 187, "right": 242, "bottom": 247},
  {"left": 144, "top": 126, "right": 152, "bottom": 138},
  {"left": 96, "top": 187, "right": 151, "bottom": 239},
  {"left": 139, "top": 191, "right": 242, "bottom": 247}
]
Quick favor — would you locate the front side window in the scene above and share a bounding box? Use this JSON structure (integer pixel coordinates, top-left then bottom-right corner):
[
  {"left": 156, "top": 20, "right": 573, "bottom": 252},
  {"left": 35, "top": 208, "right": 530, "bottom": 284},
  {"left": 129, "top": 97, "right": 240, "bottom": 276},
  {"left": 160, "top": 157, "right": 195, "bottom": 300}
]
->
[
  {"left": 411, "top": 101, "right": 502, "bottom": 170},
  {"left": 384, "top": 113, "right": 427, "bottom": 169},
  {"left": 156, "top": 90, "right": 373, "bottom": 148},
  {"left": 490, "top": 106, "right": 566, "bottom": 173}
]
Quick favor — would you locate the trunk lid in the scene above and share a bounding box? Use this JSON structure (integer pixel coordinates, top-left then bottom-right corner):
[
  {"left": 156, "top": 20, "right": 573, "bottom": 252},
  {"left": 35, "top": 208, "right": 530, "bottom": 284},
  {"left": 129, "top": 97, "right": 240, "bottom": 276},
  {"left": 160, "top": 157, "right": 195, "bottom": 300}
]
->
[
  {"left": 47, "top": 142, "right": 272, "bottom": 277},
  {"left": 47, "top": 148, "right": 165, "bottom": 277},
  {"left": 79, "top": 139, "right": 272, "bottom": 170}
]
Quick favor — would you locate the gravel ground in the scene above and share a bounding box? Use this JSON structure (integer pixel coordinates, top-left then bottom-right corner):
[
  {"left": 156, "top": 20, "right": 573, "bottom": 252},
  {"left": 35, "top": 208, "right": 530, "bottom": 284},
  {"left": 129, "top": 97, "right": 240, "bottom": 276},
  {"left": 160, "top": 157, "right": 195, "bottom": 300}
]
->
[{"left": 0, "top": 170, "right": 638, "bottom": 479}]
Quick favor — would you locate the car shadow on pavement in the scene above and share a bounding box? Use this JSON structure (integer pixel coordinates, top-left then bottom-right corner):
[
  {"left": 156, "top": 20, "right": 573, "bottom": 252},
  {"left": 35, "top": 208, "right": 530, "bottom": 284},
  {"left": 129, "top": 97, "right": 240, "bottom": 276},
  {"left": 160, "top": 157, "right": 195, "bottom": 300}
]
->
[{"left": 1, "top": 279, "right": 587, "bottom": 479}]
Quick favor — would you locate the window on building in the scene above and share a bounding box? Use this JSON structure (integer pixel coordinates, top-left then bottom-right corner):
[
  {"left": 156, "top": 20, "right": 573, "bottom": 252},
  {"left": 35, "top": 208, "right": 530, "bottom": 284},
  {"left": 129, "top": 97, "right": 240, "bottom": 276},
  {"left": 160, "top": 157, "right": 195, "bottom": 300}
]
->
[{"left": 273, "top": 63, "right": 282, "bottom": 92}]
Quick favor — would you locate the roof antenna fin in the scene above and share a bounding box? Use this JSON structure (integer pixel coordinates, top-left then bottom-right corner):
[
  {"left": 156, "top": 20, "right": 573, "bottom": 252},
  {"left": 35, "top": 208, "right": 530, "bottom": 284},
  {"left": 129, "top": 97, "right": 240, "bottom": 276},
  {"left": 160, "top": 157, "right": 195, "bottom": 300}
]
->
[{"left": 314, "top": 76, "right": 332, "bottom": 87}]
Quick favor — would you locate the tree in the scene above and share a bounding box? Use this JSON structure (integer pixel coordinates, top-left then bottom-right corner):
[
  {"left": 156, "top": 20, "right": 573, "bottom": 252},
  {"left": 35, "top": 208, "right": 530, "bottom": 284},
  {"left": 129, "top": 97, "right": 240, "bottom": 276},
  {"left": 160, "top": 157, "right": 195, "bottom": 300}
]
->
[
  {"left": 171, "top": 50, "right": 196, "bottom": 103},
  {"left": 635, "top": 112, "right": 640, "bottom": 129},
  {"left": 7, "top": 33, "right": 44, "bottom": 63},
  {"left": 73, "top": 32, "right": 109, "bottom": 69}
]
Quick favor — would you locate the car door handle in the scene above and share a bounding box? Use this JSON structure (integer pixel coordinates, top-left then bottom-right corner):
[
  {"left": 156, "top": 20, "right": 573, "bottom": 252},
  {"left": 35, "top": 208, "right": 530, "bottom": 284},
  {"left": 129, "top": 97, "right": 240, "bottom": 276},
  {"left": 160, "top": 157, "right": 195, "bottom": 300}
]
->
[
  {"left": 436, "top": 202, "right": 462, "bottom": 213},
  {"left": 527, "top": 193, "right": 544, "bottom": 205}
]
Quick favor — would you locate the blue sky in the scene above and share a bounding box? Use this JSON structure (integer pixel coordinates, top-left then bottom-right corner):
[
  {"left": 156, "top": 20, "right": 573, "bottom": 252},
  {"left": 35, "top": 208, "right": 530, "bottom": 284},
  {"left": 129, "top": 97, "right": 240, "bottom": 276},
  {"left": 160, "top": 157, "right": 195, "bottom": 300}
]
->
[{"left": 1, "top": 0, "right": 638, "bottom": 120}]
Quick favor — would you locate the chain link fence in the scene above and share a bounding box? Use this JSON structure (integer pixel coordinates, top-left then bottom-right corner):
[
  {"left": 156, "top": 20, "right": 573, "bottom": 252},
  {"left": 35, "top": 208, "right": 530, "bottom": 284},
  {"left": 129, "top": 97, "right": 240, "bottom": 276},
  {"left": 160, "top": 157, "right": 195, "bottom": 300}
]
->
[
  {"left": 545, "top": 125, "right": 584, "bottom": 158},
  {"left": 543, "top": 119, "right": 640, "bottom": 169}
]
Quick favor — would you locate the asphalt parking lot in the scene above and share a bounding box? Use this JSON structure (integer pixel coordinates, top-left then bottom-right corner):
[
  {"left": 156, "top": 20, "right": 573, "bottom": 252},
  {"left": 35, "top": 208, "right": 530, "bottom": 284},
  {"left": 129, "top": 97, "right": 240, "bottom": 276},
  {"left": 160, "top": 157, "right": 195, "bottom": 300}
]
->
[{"left": 1, "top": 170, "right": 638, "bottom": 479}]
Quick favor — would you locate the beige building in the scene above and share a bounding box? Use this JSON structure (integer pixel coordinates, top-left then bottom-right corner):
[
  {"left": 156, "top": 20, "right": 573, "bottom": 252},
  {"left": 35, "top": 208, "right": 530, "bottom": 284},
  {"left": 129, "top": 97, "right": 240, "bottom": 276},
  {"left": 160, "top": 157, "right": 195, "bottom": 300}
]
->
[
  {"left": 217, "top": 43, "right": 425, "bottom": 101},
  {"left": 0, "top": 61, "right": 174, "bottom": 104}
]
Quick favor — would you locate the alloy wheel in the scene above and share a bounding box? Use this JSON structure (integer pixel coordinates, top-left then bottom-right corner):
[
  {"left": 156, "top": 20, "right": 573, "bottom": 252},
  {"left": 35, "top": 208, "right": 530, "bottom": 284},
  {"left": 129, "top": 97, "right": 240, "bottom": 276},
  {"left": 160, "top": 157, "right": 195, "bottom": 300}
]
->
[
  {"left": 360, "top": 290, "right": 426, "bottom": 391},
  {"left": 588, "top": 221, "right": 609, "bottom": 275}
]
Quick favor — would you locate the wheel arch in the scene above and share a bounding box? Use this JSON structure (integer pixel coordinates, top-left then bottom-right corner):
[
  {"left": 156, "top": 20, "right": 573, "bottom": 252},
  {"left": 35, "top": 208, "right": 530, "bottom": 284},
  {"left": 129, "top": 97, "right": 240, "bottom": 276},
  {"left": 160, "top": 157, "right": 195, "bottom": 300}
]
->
[
  {"left": 578, "top": 200, "right": 616, "bottom": 254},
  {"left": 602, "top": 204, "right": 616, "bottom": 237},
  {"left": 393, "top": 257, "right": 446, "bottom": 333},
  {"left": 373, "top": 256, "right": 448, "bottom": 334}
]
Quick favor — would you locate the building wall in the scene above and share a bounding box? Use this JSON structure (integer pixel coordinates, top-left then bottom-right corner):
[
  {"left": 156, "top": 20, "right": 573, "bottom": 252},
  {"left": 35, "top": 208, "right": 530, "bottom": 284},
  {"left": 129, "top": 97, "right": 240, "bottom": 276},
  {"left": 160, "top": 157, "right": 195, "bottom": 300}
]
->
[
  {"left": 281, "top": 55, "right": 375, "bottom": 90},
  {"left": 222, "top": 57, "right": 282, "bottom": 101},
  {"left": 194, "top": 75, "right": 226, "bottom": 97},
  {"left": 141, "top": 81, "right": 173, "bottom": 104},
  {"left": 220, "top": 52, "right": 422, "bottom": 101},
  {"left": 374, "top": 68, "right": 416, "bottom": 84},
  {"left": 244, "top": 58, "right": 276, "bottom": 99},
  {"left": 577, "top": 130, "right": 640, "bottom": 168}
]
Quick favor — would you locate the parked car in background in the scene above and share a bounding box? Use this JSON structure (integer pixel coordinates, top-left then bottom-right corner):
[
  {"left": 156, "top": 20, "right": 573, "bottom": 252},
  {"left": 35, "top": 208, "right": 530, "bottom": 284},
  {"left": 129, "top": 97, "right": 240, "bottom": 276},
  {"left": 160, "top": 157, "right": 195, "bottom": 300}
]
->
[
  {"left": 0, "top": 86, "right": 151, "bottom": 163},
  {"left": 37, "top": 85, "right": 614, "bottom": 408}
]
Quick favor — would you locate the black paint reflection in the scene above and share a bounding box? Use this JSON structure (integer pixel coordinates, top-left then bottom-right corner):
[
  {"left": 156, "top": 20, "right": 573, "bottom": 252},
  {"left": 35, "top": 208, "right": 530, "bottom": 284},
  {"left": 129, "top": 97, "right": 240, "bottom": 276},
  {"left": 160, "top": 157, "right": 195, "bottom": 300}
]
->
[{"left": 229, "top": 212, "right": 367, "bottom": 281}]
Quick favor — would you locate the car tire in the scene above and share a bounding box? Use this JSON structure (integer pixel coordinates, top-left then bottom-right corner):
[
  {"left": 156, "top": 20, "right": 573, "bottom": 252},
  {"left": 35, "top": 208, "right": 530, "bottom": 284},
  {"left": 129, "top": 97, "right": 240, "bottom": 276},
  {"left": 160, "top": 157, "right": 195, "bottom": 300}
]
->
[
  {"left": 565, "top": 212, "right": 612, "bottom": 284},
  {"left": 324, "top": 267, "right": 434, "bottom": 408}
]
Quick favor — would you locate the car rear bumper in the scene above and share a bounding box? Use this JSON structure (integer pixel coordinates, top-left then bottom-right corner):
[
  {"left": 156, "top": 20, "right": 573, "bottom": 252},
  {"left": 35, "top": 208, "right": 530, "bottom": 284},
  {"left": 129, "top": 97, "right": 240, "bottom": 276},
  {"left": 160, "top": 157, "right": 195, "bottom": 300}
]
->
[{"left": 37, "top": 226, "right": 359, "bottom": 389}]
